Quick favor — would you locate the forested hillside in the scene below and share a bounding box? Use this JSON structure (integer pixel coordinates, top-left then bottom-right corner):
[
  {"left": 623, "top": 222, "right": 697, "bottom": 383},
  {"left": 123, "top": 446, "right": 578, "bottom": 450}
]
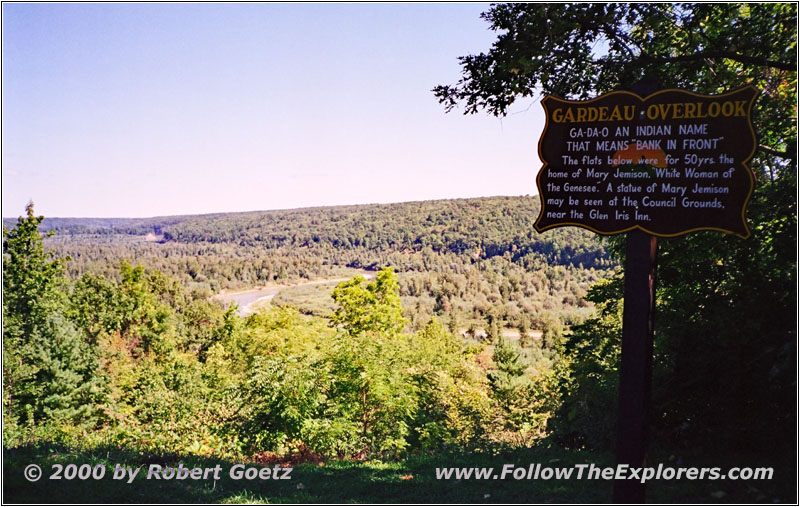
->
[
  {"left": 20, "top": 196, "right": 614, "bottom": 333},
  {"left": 20, "top": 196, "right": 609, "bottom": 271},
  {"left": 4, "top": 196, "right": 613, "bottom": 472},
  {"left": 3, "top": 202, "right": 584, "bottom": 482},
  {"left": 3, "top": 2, "right": 796, "bottom": 503}
]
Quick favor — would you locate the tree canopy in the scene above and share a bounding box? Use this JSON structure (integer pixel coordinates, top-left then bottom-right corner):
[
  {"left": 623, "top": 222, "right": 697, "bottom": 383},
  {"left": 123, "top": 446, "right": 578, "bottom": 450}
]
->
[
  {"left": 435, "top": 2, "right": 797, "bottom": 459},
  {"left": 434, "top": 3, "right": 796, "bottom": 161}
]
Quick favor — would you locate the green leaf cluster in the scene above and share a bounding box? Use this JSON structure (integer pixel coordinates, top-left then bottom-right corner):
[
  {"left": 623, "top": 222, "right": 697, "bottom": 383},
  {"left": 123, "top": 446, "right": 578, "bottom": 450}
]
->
[{"left": 436, "top": 3, "right": 797, "bottom": 460}]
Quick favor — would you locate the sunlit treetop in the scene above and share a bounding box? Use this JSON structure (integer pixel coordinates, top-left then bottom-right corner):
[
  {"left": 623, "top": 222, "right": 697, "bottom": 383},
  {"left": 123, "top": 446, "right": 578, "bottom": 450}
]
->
[{"left": 434, "top": 3, "right": 796, "bottom": 161}]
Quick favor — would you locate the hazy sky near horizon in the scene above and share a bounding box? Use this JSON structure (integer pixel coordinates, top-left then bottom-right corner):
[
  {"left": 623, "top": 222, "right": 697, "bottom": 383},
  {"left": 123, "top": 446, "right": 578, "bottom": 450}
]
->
[{"left": 2, "top": 3, "right": 545, "bottom": 218}]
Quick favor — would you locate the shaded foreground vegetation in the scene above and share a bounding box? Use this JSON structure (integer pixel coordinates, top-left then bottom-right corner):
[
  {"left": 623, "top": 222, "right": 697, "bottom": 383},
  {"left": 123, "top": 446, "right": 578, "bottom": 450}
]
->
[
  {"left": 5, "top": 2, "right": 797, "bottom": 503},
  {"left": 5, "top": 438, "right": 793, "bottom": 503},
  {"left": 4, "top": 200, "right": 599, "bottom": 502},
  {"left": 3, "top": 189, "right": 796, "bottom": 503},
  {"left": 3, "top": 201, "right": 570, "bottom": 458},
  {"left": 430, "top": 2, "right": 797, "bottom": 503}
]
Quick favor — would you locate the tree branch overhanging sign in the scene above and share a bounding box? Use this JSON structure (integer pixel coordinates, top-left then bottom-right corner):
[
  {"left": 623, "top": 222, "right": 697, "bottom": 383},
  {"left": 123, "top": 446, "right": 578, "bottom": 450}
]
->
[{"left": 534, "top": 86, "right": 759, "bottom": 238}]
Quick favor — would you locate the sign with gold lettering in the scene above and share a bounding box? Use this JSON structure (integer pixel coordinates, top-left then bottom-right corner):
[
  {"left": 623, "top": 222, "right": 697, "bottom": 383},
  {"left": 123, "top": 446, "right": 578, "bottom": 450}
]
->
[{"left": 535, "top": 86, "right": 759, "bottom": 238}]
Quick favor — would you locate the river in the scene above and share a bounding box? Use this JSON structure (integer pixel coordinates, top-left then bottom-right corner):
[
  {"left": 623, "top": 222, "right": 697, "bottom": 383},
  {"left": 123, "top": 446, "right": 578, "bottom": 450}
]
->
[{"left": 213, "top": 272, "right": 375, "bottom": 316}]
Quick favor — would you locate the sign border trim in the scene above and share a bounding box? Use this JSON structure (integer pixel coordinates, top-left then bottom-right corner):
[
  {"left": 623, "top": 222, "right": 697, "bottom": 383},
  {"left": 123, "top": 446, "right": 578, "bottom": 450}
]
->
[{"left": 534, "top": 85, "right": 760, "bottom": 239}]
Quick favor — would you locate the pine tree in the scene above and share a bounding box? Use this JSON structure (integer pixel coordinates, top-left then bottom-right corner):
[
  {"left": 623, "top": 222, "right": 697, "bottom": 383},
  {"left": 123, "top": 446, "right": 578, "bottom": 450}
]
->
[
  {"left": 485, "top": 313, "right": 500, "bottom": 344},
  {"left": 3, "top": 202, "right": 67, "bottom": 340},
  {"left": 489, "top": 337, "right": 537, "bottom": 430},
  {"left": 447, "top": 313, "right": 460, "bottom": 336},
  {"left": 517, "top": 317, "right": 531, "bottom": 348},
  {"left": 3, "top": 203, "right": 105, "bottom": 427},
  {"left": 27, "top": 313, "right": 105, "bottom": 424}
]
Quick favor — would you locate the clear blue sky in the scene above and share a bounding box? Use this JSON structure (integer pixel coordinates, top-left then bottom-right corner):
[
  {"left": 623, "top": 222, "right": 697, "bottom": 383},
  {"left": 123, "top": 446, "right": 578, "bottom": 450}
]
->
[{"left": 2, "top": 3, "right": 545, "bottom": 218}]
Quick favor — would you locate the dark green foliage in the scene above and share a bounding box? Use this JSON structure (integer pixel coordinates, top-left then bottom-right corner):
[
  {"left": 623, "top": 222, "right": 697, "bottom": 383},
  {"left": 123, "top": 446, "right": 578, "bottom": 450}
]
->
[
  {"left": 3, "top": 203, "right": 68, "bottom": 342},
  {"left": 3, "top": 203, "right": 105, "bottom": 431},
  {"left": 435, "top": 4, "right": 796, "bottom": 126},
  {"left": 482, "top": 313, "right": 498, "bottom": 344},
  {"left": 488, "top": 337, "right": 526, "bottom": 403},
  {"left": 435, "top": 2, "right": 796, "bottom": 465},
  {"left": 549, "top": 279, "right": 623, "bottom": 449},
  {"left": 487, "top": 336, "right": 555, "bottom": 440},
  {"left": 650, "top": 167, "right": 796, "bottom": 453},
  {"left": 25, "top": 313, "right": 105, "bottom": 425}
]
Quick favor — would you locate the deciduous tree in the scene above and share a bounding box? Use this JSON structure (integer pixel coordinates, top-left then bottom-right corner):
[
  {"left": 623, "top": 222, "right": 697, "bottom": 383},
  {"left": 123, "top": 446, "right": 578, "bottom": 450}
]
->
[{"left": 435, "top": 3, "right": 797, "bottom": 456}]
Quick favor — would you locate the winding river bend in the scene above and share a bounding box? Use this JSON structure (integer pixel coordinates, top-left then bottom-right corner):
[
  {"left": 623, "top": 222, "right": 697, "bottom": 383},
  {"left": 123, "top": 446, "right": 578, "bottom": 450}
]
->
[{"left": 213, "top": 272, "right": 375, "bottom": 317}]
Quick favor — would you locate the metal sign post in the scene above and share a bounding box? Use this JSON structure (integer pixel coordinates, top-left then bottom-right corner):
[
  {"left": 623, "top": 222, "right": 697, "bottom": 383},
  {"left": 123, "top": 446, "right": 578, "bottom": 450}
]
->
[
  {"left": 612, "top": 79, "right": 661, "bottom": 505},
  {"left": 613, "top": 229, "right": 658, "bottom": 503}
]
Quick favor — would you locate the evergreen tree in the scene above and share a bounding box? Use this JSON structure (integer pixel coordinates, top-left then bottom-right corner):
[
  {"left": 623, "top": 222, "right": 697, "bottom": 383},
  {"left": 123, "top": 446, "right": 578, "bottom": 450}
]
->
[
  {"left": 3, "top": 203, "right": 104, "bottom": 427},
  {"left": 3, "top": 202, "right": 67, "bottom": 341},
  {"left": 517, "top": 317, "right": 530, "bottom": 348},
  {"left": 489, "top": 337, "right": 526, "bottom": 400},
  {"left": 485, "top": 313, "right": 500, "bottom": 344},
  {"left": 489, "top": 336, "right": 539, "bottom": 432},
  {"left": 447, "top": 313, "right": 460, "bottom": 336},
  {"left": 4, "top": 203, "right": 65, "bottom": 426},
  {"left": 27, "top": 313, "right": 105, "bottom": 424}
]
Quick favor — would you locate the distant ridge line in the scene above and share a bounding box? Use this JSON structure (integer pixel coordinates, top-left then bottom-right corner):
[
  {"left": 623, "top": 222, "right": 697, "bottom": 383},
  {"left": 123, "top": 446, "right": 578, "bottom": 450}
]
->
[{"left": 4, "top": 195, "right": 535, "bottom": 225}]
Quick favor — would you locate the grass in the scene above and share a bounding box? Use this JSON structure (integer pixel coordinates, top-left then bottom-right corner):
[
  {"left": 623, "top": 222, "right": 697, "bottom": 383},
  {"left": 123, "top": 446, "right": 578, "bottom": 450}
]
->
[
  {"left": 267, "top": 281, "right": 342, "bottom": 317},
  {"left": 4, "top": 439, "right": 794, "bottom": 503},
  {"left": 257, "top": 269, "right": 378, "bottom": 316},
  {"left": 2, "top": 442, "right": 605, "bottom": 503}
]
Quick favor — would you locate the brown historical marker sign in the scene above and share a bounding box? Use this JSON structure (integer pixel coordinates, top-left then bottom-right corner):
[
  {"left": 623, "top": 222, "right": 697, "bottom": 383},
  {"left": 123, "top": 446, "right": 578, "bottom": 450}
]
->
[{"left": 535, "top": 86, "right": 759, "bottom": 238}]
